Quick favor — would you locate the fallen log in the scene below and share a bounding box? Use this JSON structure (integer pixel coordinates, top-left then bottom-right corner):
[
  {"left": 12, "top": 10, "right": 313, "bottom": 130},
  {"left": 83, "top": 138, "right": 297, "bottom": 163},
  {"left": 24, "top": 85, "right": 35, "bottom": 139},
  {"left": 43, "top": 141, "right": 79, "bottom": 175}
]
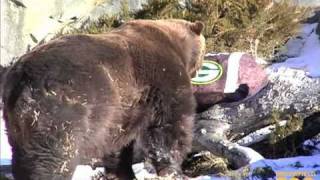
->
[{"left": 193, "top": 67, "right": 320, "bottom": 168}]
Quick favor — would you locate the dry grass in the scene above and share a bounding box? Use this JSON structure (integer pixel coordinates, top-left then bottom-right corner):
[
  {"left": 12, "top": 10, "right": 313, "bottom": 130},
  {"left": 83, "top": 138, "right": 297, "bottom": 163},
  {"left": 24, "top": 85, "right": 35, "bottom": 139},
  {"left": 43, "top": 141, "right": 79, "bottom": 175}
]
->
[{"left": 182, "top": 151, "right": 228, "bottom": 177}]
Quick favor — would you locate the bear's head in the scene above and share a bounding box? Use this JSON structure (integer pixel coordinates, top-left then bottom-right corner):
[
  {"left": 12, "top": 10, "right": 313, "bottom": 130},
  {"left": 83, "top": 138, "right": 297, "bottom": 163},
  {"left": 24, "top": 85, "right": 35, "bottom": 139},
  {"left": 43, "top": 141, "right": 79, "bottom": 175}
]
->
[
  {"left": 155, "top": 19, "right": 206, "bottom": 78},
  {"left": 122, "top": 19, "right": 206, "bottom": 78}
]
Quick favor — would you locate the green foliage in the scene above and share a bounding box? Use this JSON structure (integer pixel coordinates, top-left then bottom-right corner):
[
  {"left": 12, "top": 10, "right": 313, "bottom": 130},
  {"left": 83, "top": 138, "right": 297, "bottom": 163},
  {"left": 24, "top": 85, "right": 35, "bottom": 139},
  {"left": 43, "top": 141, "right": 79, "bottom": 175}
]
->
[
  {"left": 57, "top": 0, "right": 308, "bottom": 61},
  {"left": 134, "top": 0, "right": 308, "bottom": 60},
  {"left": 269, "top": 111, "right": 304, "bottom": 157},
  {"left": 270, "top": 113, "right": 303, "bottom": 143}
]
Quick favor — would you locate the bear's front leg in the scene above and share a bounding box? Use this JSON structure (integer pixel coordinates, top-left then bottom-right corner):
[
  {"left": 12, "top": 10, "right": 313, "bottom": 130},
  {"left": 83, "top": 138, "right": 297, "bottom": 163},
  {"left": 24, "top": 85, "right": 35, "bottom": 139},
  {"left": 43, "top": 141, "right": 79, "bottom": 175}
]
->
[
  {"left": 140, "top": 90, "right": 195, "bottom": 179},
  {"left": 102, "top": 142, "right": 135, "bottom": 180}
]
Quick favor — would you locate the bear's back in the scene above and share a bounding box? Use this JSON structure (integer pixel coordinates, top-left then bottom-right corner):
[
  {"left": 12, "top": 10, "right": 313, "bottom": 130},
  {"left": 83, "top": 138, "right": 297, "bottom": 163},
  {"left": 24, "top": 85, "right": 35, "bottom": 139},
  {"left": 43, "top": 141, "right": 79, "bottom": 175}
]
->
[{"left": 2, "top": 23, "right": 190, "bottom": 156}]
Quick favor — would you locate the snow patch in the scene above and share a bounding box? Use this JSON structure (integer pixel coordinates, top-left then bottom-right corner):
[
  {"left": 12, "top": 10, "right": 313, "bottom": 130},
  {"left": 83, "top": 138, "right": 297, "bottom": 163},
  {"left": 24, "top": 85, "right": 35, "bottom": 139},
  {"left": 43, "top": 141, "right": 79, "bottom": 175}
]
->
[
  {"left": 71, "top": 165, "right": 104, "bottom": 180},
  {"left": 235, "top": 145, "right": 265, "bottom": 164},
  {"left": 269, "top": 23, "right": 320, "bottom": 78},
  {"left": 0, "top": 115, "right": 12, "bottom": 165},
  {"left": 249, "top": 154, "right": 320, "bottom": 171},
  {"left": 193, "top": 155, "right": 320, "bottom": 180},
  {"left": 132, "top": 163, "right": 158, "bottom": 180}
]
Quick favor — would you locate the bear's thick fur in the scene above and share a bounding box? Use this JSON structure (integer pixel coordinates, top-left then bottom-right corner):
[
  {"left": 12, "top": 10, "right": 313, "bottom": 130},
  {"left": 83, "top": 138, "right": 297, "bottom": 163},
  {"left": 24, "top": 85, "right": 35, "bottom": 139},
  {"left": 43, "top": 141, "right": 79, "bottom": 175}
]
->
[{"left": 2, "top": 19, "right": 205, "bottom": 179}]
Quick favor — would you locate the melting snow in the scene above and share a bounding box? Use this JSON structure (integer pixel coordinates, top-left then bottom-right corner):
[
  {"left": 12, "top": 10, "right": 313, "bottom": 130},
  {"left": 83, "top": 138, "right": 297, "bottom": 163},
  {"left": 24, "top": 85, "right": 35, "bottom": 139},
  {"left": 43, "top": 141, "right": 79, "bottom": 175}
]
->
[{"left": 269, "top": 23, "right": 320, "bottom": 78}]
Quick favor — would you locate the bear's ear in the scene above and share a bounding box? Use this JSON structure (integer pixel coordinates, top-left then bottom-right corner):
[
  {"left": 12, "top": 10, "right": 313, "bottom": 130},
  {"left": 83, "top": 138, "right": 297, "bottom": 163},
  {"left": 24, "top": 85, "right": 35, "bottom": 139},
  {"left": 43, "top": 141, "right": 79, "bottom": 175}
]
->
[{"left": 190, "top": 21, "right": 204, "bottom": 35}]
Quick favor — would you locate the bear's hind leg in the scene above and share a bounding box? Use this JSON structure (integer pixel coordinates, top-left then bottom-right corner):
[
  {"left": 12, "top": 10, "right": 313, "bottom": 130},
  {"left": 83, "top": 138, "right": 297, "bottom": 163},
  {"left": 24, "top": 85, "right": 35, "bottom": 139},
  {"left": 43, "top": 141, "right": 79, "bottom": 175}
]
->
[{"left": 10, "top": 132, "right": 81, "bottom": 180}]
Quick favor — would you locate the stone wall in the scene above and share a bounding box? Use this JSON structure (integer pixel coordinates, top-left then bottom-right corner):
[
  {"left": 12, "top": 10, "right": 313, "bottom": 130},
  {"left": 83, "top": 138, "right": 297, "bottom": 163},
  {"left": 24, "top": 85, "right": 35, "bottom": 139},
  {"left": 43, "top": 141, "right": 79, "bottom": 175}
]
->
[{"left": 0, "top": 0, "right": 146, "bottom": 66}]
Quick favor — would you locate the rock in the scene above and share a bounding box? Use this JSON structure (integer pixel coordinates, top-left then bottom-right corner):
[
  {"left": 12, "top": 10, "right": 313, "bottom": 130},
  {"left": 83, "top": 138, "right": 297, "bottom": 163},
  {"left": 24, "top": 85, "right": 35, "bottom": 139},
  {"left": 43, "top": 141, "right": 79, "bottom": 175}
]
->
[
  {"left": 291, "top": 0, "right": 320, "bottom": 7},
  {"left": 0, "top": 0, "right": 146, "bottom": 66}
]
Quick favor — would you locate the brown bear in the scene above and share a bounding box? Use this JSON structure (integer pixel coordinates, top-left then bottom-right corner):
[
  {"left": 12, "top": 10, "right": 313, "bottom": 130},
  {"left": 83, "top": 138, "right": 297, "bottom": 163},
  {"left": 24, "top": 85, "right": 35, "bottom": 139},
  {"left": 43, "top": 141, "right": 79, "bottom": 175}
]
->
[{"left": 2, "top": 19, "right": 205, "bottom": 179}]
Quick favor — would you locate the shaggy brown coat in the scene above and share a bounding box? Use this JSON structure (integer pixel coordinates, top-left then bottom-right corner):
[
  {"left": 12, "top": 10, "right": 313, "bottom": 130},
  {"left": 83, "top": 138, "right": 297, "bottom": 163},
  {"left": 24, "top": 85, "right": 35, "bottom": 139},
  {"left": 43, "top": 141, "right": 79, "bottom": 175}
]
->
[{"left": 2, "top": 19, "right": 205, "bottom": 179}]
